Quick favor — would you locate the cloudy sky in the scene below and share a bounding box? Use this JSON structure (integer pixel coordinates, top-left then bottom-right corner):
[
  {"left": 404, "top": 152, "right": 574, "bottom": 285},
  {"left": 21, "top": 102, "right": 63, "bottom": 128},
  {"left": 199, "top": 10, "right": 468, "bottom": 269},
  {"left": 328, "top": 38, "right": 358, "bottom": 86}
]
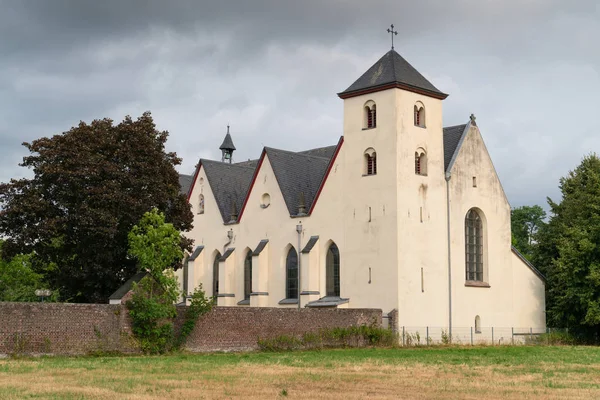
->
[{"left": 1, "top": 0, "right": 598, "bottom": 209}]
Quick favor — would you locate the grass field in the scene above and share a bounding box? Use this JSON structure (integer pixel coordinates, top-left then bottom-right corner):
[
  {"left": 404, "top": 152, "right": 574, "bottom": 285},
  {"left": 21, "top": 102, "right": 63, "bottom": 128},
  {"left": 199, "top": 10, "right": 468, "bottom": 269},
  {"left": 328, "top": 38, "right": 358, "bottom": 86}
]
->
[{"left": 1, "top": 346, "right": 600, "bottom": 399}]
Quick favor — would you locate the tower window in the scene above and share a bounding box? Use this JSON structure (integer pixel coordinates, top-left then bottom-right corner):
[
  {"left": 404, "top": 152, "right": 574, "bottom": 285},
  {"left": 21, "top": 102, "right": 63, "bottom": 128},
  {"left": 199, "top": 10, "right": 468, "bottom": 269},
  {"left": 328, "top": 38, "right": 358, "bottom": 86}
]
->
[
  {"left": 364, "top": 148, "right": 377, "bottom": 176},
  {"left": 414, "top": 103, "right": 426, "bottom": 128},
  {"left": 364, "top": 101, "right": 377, "bottom": 129},
  {"left": 415, "top": 149, "right": 427, "bottom": 176}
]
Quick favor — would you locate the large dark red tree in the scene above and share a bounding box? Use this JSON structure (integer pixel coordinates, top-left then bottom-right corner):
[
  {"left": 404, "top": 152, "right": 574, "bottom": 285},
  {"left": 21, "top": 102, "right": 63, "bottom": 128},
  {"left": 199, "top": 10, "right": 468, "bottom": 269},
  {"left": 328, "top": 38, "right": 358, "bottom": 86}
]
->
[{"left": 0, "top": 112, "right": 193, "bottom": 303}]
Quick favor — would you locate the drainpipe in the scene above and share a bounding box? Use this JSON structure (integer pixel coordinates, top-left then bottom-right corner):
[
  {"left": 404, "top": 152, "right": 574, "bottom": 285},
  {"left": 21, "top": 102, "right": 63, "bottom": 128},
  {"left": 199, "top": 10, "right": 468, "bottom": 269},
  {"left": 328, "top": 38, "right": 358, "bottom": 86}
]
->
[
  {"left": 445, "top": 173, "right": 453, "bottom": 342},
  {"left": 296, "top": 222, "right": 303, "bottom": 310}
]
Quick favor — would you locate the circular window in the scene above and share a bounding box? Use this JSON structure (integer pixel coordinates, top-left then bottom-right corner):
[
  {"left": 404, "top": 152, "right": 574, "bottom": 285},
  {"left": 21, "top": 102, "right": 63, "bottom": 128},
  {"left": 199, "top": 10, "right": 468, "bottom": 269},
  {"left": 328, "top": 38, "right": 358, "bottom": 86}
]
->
[{"left": 261, "top": 193, "right": 271, "bottom": 208}]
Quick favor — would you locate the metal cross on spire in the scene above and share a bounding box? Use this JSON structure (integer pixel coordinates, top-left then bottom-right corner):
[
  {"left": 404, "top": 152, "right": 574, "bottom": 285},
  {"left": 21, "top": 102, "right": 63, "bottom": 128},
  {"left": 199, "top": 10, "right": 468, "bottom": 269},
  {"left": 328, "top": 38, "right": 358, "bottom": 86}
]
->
[{"left": 387, "top": 24, "right": 398, "bottom": 50}]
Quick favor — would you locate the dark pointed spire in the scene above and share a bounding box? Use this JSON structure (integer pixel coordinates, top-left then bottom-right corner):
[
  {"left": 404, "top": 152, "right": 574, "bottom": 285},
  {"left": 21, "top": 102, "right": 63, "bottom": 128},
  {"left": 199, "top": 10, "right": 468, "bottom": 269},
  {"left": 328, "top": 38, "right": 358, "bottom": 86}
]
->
[
  {"left": 220, "top": 125, "right": 236, "bottom": 163},
  {"left": 338, "top": 50, "right": 448, "bottom": 100}
]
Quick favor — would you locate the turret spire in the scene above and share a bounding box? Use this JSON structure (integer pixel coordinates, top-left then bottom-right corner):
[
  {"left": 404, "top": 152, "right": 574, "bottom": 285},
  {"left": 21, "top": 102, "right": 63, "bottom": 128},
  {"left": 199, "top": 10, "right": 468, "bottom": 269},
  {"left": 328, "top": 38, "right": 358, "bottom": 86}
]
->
[{"left": 219, "top": 125, "right": 236, "bottom": 163}]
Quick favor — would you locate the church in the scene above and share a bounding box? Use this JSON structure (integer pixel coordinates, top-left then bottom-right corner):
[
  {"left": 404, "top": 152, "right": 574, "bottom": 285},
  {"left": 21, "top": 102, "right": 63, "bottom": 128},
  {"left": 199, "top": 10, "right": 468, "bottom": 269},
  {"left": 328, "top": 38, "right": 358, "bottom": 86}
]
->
[{"left": 176, "top": 46, "right": 546, "bottom": 331}]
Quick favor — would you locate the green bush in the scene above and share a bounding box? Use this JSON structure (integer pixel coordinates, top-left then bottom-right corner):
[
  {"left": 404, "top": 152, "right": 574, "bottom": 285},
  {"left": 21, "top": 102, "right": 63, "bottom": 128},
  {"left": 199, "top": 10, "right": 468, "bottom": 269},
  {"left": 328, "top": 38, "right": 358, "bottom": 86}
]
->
[{"left": 258, "top": 325, "right": 396, "bottom": 352}]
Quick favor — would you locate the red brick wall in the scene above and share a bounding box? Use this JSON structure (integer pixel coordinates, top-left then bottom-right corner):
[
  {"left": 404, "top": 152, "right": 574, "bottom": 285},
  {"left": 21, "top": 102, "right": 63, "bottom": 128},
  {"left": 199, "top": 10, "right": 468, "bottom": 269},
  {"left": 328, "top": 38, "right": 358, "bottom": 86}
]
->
[{"left": 0, "top": 303, "right": 381, "bottom": 355}]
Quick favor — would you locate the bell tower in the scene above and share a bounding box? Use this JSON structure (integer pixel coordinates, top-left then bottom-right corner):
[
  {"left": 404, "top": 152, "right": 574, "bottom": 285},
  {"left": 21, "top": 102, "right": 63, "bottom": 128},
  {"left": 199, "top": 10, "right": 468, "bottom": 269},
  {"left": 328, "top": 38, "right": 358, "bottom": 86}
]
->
[
  {"left": 219, "top": 125, "right": 236, "bottom": 163},
  {"left": 337, "top": 36, "right": 450, "bottom": 323}
]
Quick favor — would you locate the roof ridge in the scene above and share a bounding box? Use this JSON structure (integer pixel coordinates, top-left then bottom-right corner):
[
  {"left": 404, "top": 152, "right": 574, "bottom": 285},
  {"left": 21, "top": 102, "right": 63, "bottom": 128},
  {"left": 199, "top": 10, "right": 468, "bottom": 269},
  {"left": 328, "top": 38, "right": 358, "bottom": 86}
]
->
[
  {"left": 200, "top": 158, "right": 255, "bottom": 170},
  {"left": 264, "top": 146, "right": 332, "bottom": 161},
  {"left": 443, "top": 123, "right": 468, "bottom": 131}
]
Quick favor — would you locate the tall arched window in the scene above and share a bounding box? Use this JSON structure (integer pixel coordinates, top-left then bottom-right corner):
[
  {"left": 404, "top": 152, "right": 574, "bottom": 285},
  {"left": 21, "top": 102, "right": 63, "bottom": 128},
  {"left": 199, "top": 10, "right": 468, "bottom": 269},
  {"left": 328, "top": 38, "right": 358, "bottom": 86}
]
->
[
  {"left": 364, "top": 148, "right": 377, "bottom": 176},
  {"left": 465, "top": 209, "right": 484, "bottom": 281},
  {"left": 475, "top": 315, "right": 482, "bottom": 334},
  {"left": 244, "top": 250, "right": 252, "bottom": 300},
  {"left": 415, "top": 149, "right": 427, "bottom": 176},
  {"left": 414, "top": 103, "right": 425, "bottom": 127},
  {"left": 212, "top": 251, "right": 221, "bottom": 302},
  {"left": 364, "top": 101, "right": 376, "bottom": 129},
  {"left": 326, "top": 243, "right": 340, "bottom": 297},
  {"left": 286, "top": 247, "right": 298, "bottom": 299},
  {"left": 198, "top": 194, "right": 205, "bottom": 214}
]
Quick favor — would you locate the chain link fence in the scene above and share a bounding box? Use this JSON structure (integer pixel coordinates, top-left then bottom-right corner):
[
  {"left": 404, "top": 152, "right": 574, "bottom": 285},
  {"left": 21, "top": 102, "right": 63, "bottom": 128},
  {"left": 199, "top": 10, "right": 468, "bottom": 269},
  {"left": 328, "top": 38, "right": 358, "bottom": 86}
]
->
[{"left": 396, "top": 326, "right": 567, "bottom": 346}]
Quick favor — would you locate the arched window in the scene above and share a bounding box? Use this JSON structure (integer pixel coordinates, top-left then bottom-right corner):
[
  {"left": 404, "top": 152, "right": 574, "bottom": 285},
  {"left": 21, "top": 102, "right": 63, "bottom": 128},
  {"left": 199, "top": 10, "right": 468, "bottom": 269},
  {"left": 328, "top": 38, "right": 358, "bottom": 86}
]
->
[
  {"left": 414, "top": 103, "right": 425, "bottom": 127},
  {"left": 212, "top": 251, "right": 221, "bottom": 302},
  {"left": 244, "top": 250, "right": 252, "bottom": 300},
  {"left": 286, "top": 247, "right": 298, "bottom": 299},
  {"left": 364, "top": 148, "right": 377, "bottom": 176},
  {"left": 326, "top": 243, "right": 340, "bottom": 297},
  {"left": 198, "top": 194, "right": 205, "bottom": 214},
  {"left": 364, "top": 101, "right": 376, "bottom": 129},
  {"left": 475, "top": 315, "right": 481, "bottom": 334},
  {"left": 415, "top": 149, "right": 427, "bottom": 176},
  {"left": 465, "top": 209, "right": 484, "bottom": 282}
]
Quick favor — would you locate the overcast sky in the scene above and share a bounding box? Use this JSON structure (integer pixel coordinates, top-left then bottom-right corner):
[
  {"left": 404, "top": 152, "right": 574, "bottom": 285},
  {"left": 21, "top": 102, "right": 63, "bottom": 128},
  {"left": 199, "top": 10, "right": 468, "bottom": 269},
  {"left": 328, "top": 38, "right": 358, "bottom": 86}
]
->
[{"left": 1, "top": 1, "right": 598, "bottom": 209}]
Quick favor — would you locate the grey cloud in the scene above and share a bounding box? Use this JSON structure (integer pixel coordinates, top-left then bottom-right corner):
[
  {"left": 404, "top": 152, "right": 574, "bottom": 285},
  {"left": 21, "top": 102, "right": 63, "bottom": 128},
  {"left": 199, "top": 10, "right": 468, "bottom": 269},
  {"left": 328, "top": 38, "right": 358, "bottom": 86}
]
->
[{"left": 1, "top": 0, "right": 599, "bottom": 210}]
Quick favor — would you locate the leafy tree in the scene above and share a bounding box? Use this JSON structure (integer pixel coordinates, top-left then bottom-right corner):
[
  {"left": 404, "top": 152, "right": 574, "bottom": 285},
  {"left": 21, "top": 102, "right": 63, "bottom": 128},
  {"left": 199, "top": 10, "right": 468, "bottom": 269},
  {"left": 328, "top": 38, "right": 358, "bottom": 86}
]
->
[
  {"left": 541, "top": 154, "right": 600, "bottom": 340},
  {"left": 127, "top": 209, "right": 211, "bottom": 354},
  {"left": 0, "top": 112, "right": 193, "bottom": 303},
  {"left": 0, "top": 241, "right": 58, "bottom": 302},
  {"left": 511, "top": 205, "right": 546, "bottom": 260}
]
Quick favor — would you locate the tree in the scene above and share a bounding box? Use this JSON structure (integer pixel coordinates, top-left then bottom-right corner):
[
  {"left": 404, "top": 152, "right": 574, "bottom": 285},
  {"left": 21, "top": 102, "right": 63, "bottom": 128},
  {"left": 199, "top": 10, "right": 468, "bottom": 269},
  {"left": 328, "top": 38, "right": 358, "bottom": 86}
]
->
[
  {"left": 541, "top": 154, "right": 600, "bottom": 340},
  {"left": 511, "top": 205, "right": 546, "bottom": 260},
  {"left": 127, "top": 209, "right": 211, "bottom": 354},
  {"left": 0, "top": 112, "right": 193, "bottom": 303},
  {"left": 0, "top": 241, "right": 58, "bottom": 302}
]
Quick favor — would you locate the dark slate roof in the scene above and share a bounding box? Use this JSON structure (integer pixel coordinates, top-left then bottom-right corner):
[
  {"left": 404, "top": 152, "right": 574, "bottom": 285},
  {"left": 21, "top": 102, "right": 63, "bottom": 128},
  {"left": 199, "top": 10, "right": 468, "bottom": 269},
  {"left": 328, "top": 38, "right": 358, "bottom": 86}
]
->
[
  {"left": 298, "top": 145, "right": 338, "bottom": 159},
  {"left": 252, "top": 239, "right": 269, "bottom": 256},
  {"left": 235, "top": 159, "right": 259, "bottom": 168},
  {"left": 219, "top": 132, "right": 236, "bottom": 151},
  {"left": 179, "top": 174, "right": 193, "bottom": 196},
  {"left": 201, "top": 159, "right": 255, "bottom": 223},
  {"left": 265, "top": 147, "right": 332, "bottom": 216},
  {"left": 219, "top": 247, "right": 235, "bottom": 261},
  {"left": 443, "top": 124, "right": 468, "bottom": 172},
  {"left": 339, "top": 50, "right": 447, "bottom": 99},
  {"left": 301, "top": 236, "right": 319, "bottom": 253},
  {"left": 108, "top": 271, "right": 147, "bottom": 300},
  {"left": 188, "top": 246, "right": 204, "bottom": 261}
]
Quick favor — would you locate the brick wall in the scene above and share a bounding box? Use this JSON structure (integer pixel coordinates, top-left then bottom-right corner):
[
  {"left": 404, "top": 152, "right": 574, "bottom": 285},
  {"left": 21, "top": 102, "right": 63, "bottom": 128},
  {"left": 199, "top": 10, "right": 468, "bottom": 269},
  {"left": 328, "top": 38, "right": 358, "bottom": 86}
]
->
[{"left": 0, "top": 302, "right": 381, "bottom": 355}]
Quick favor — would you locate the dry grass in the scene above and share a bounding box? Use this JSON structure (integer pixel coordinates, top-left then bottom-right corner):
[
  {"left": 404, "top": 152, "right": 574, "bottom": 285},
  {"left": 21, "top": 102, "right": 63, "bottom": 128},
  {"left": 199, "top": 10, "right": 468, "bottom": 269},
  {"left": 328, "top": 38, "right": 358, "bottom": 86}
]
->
[{"left": 1, "top": 346, "right": 600, "bottom": 399}]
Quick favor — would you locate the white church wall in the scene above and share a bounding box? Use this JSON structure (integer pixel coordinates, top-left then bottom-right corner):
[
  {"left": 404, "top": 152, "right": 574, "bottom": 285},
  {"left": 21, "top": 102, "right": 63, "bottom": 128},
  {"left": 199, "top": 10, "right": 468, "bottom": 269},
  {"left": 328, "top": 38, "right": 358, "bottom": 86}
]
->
[
  {"left": 511, "top": 252, "right": 546, "bottom": 328},
  {"left": 447, "top": 124, "right": 544, "bottom": 328},
  {"left": 394, "top": 89, "right": 449, "bottom": 327},
  {"left": 339, "top": 89, "right": 400, "bottom": 315}
]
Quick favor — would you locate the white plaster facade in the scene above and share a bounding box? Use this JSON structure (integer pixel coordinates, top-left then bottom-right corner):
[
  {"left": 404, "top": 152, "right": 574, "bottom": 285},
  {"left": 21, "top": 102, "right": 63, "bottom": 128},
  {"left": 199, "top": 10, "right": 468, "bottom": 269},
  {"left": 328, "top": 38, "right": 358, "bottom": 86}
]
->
[{"left": 179, "top": 49, "right": 546, "bottom": 331}]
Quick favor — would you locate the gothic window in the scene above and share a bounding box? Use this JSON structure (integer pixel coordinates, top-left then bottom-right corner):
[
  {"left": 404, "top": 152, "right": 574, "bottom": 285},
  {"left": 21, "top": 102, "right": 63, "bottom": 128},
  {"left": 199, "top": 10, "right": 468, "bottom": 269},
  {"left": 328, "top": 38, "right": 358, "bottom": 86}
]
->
[
  {"left": 415, "top": 149, "right": 427, "bottom": 176},
  {"left": 465, "top": 209, "right": 485, "bottom": 282},
  {"left": 475, "top": 315, "right": 482, "bottom": 334},
  {"left": 364, "top": 101, "right": 376, "bottom": 129},
  {"left": 198, "top": 194, "right": 205, "bottom": 214},
  {"left": 326, "top": 242, "right": 340, "bottom": 297},
  {"left": 364, "top": 148, "right": 377, "bottom": 176},
  {"left": 212, "top": 251, "right": 221, "bottom": 302},
  {"left": 414, "top": 103, "right": 425, "bottom": 128},
  {"left": 244, "top": 250, "right": 252, "bottom": 300},
  {"left": 286, "top": 246, "right": 298, "bottom": 299}
]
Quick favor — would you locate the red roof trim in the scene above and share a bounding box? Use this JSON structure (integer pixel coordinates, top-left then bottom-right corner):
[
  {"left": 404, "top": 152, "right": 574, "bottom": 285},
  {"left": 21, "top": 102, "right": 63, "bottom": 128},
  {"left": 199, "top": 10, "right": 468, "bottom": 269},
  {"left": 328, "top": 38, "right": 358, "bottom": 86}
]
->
[
  {"left": 308, "top": 136, "right": 344, "bottom": 215},
  {"left": 338, "top": 82, "right": 448, "bottom": 100},
  {"left": 186, "top": 160, "right": 203, "bottom": 202},
  {"left": 237, "top": 149, "right": 266, "bottom": 222}
]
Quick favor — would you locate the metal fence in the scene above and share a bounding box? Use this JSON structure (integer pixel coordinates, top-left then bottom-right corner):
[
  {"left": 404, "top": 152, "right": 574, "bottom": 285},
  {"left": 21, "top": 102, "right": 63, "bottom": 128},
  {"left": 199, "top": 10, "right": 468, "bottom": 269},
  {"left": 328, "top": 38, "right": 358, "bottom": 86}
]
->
[{"left": 397, "top": 326, "right": 563, "bottom": 346}]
